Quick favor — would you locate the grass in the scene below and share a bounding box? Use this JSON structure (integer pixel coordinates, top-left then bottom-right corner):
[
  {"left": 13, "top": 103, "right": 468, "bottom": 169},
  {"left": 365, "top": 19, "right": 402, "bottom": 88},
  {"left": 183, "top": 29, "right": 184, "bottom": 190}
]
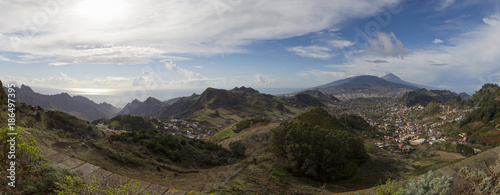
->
[{"left": 215, "top": 125, "right": 239, "bottom": 141}]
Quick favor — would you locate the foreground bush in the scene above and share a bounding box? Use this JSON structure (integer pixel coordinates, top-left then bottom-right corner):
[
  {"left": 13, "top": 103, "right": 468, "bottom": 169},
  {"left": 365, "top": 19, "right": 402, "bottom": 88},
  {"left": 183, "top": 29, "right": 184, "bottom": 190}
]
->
[{"left": 402, "top": 170, "right": 453, "bottom": 195}]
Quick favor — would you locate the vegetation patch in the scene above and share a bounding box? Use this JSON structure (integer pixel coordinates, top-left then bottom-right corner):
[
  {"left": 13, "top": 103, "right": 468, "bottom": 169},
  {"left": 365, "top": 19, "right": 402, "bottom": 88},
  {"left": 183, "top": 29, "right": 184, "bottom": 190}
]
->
[{"left": 271, "top": 107, "right": 368, "bottom": 181}]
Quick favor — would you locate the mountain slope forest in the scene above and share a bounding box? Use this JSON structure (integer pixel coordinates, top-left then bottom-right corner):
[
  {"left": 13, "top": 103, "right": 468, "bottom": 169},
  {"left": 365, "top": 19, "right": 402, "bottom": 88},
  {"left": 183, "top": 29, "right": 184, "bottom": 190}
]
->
[{"left": 271, "top": 107, "right": 369, "bottom": 181}]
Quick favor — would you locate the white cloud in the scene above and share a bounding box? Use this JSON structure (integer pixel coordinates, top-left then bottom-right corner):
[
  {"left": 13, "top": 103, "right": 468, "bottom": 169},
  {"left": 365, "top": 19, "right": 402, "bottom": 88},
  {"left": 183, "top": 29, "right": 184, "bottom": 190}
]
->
[
  {"left": 192, "top": 66, "right": 203, "bottom": 69},
  {"left": 368, "top": 32, "right": 409, "bottom": 58},
  {"left": 483, "top": 15, "right": 500, "bottom": 25},
  {"left": 161, "top": 59, "right": 201, "bottom": 80},
  {"left": 253, "top": 74, "right": 277, "bottom": 85},
  {"left": 329, "top": 40, "right": 355, "bottom": 48},
  {"left": 433, "top": 39, "right": 444, "bottom": 44},
  {"left": 287, "top": 46, "right": 334, "bottom": 59},
  {"left": 0, "top": 0, "right": 402, "bottom": 65},
  {"left": 132, "top": 69, "right": 165, "bottom": 89}
]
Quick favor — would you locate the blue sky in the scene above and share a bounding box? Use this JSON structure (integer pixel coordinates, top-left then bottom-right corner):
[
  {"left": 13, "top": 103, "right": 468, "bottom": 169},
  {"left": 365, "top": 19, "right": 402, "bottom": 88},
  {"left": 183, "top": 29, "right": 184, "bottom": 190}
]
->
[{"left": 1, "top": 0, "right": 500, "bottom": 107}]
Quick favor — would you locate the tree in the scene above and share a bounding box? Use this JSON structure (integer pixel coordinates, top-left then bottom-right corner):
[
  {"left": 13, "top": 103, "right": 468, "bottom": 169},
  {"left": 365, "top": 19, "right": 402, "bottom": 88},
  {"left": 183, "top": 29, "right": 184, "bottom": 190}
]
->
[{"left": 229, "top": 140, "right": 246, "bottom": 157}]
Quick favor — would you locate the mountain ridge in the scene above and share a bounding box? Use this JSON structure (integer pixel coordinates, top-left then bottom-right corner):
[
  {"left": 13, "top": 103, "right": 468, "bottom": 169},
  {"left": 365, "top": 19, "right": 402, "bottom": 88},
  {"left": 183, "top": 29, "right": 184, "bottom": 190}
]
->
[{"left": 3, "top": 84, "right": 119, "bottom": 121}]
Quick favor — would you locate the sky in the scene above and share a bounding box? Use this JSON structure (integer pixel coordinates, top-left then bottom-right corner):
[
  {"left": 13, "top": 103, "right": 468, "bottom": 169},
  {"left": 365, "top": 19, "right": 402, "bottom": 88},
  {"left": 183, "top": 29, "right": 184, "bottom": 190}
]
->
[{"left": 1, "top": 0, "right": 500, "bottom": 107}]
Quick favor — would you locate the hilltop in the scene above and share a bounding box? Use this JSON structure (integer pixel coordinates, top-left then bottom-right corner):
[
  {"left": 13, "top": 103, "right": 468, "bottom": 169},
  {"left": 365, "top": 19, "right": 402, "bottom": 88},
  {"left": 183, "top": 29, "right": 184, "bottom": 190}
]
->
[
  {"left": 400, "top": 88, "right": 462, "bottom": 107},
  {"left": 117, "top": 97, "right": 168, "bottom": 117},
  {"left": 380, "top": 73, "right": 428, "bottom": 89}
]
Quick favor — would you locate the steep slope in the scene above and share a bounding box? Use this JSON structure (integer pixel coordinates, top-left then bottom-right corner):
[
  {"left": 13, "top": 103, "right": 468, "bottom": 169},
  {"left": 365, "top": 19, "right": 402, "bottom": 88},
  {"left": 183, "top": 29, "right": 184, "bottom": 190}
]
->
[
  {"left": 172, "top": 87, "right": 296, "bottom": 125},
  {"left": 312, "top": 76, "right": 358, "bottom": 89},
  {"left": 320, "top": 75, "right": 417, "bottom": 100},
  {"left": 117, "top": 97, "right": 168, "bottom": 117},
  {"left": 159, "top": 93, "right": 200, "bottom": 118},
  {"left": 458, "top": 92, "right": 471, "bottom": 100},
  {"left": 458, "top": 84, "right": 500, "bottom": 144},
  {"left": 116, "top": 99, "right": 142, "bottom": 115},
  {"left": 400, "top": 88, "right": 460, "bottom": 106},
  {"left": 4, "top": 84, "right": 119, "bottom": 121},
  {"left": 176, "top": 88, "right": 259, "bottom": 118}
]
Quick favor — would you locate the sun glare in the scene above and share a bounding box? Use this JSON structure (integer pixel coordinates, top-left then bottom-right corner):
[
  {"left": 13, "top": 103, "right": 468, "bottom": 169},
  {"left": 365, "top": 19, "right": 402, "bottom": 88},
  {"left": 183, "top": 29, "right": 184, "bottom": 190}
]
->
[
  {"left": 69, "top": 88, "right": 115, "bottom": 95},
  {"left": 75, "top": 0, "right": 127, "bottom": 24}
]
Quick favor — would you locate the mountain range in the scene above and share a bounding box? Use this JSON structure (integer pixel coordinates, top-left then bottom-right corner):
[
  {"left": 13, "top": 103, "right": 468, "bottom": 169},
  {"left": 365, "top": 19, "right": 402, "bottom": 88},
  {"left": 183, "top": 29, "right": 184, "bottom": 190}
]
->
[
  {"left": 3, "top": 73, "right": 468, "bottom": 121},
  {"left": 4, "top": 85, "right": 119, "bottom": 121}
]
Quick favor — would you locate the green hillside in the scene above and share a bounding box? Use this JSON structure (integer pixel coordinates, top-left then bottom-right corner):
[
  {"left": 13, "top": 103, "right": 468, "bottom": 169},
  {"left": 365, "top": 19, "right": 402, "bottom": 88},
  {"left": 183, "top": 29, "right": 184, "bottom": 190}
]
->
[
  {"left": 271, "top": 107, "right": 368, "bottom": 181},
  {"left": 400, "top": 88, "right": 458, "bottom": 106},
  {"left": 459, "top": 84, "right": 500, "bottom": 145},
  {"left": 93, "top": 114, "right": 158, "bottom": 131}
]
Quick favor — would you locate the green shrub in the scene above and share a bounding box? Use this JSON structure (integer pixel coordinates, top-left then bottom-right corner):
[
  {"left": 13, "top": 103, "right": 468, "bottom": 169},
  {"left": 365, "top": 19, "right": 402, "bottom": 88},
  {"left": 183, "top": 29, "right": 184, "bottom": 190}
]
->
[
  {"left": 229, "top": 140, "right": 246, "bottom": 157},
  {"left": 55, "top": 176, "right": 144, "bottom": 195},
  {"left": 376, "top": 179, "right": 404, "bottom": 195},
  {"left": 401, "top": 170, "right": 453, "bottom": 195}
]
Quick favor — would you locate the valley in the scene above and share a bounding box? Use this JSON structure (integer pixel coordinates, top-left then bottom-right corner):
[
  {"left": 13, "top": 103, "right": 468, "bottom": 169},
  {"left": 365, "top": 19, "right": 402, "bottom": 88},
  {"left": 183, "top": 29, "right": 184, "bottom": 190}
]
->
[{"left": 2, "top": 77, "right": 500, "bottom": 194}]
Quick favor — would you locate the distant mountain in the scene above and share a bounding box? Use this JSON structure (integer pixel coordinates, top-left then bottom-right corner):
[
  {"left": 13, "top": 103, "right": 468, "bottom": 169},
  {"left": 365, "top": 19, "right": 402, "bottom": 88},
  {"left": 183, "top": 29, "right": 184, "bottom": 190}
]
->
[
  {"left": 117, "top": 97, "right": 168, "bottom": 117},
  {"left": 400, "top": 88, "right": 460, "bottom": 106},
  {"left": 380, "top": 73, "right": 429, "bottom": 89},
  {"left": 458, "top": 92, "right": 471, "bottom": 100},
  {"left": 114, "top": 86, "right": 338, "bottom": 123},
  {"left": 312, "top": 76, "right": 358, "bottom": 89},
  {"left": 314, "top": 75, "right": 417, "bottom": 100},
  {"left": 159, "top": 93, "right": 200, "bottom": 118},
  {"left": 175, "top": 87, "right": 284, "bottom": 118},
  {"left": 3, "top": 84, "right": 119, "bottom": 121}
]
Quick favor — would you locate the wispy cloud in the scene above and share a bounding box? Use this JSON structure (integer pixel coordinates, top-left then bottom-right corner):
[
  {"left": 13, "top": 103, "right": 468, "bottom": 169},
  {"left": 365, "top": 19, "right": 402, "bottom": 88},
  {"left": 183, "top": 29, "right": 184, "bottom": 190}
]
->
[
  {"left": 329, "top": 40, "right": 355, "bottom": 48},
  {"left": 366, "top": 59, "right": 389, "bottom": 63},
  {"left": 286, "top": 46, "right": 334, "bottom": 59},
  {"left": 436, "top": 0, "right": 455, "bottom": 11},
  {"left": 161, "top": 59, "right": 201, "bottom": 80}
]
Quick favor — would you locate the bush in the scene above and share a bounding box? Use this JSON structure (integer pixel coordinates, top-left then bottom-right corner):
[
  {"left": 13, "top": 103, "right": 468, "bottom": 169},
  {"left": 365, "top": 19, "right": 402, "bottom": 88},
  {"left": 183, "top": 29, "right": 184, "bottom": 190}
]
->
[
  {"left": 401, "top": 170, "right": 453, "bottom": 195},
  {"left": 55, "top": 176, "right": 143, "bottom": 195},
  {"left": 229, "top": 140, "right": 246, "bottom": 157},
  {"left": 376, "top": 179, "right": 404, "bottom": 195},
  {"left": 233, "top": 119, "right": 251, "bottom": 133}
]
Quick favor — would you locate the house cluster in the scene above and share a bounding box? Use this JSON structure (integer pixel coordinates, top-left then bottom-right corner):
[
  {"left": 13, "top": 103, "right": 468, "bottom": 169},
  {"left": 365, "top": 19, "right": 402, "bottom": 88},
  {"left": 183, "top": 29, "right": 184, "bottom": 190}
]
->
[
  {"left": 164, "top": 119, "right": 215, "bottom": 140},
  {"left": 355, "top": 102, "right": 476, "bottom": 154},
  {"left": 375, "top": 142, "right": 414, "bottom": 154}
]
